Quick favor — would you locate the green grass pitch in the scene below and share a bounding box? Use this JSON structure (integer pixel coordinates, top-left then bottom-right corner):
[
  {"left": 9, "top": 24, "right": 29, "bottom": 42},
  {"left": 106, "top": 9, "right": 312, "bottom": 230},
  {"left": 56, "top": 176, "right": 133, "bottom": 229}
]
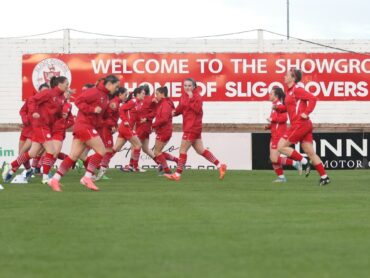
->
[{"left": 1, "top": 169, "right": 370, "bottom": 278}]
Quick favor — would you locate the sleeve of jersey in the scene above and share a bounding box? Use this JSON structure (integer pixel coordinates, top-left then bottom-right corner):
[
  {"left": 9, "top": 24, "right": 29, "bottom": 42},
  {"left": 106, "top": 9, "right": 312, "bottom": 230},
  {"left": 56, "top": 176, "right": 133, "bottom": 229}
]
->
[
  {"left": 19, "top": 102, "right": 29, "bottom": 125},
  {"left": 274, "top": 104, "right": 287, "bottom": 113},
  {"left": 146, "top": 102, "right": 157, "bottom": 121},
  {"left": 75, "top": 91, "right": 97, "bottom": 114},
  {"left": 65, "top": 113, "right": 75, "bottom": 129},
  {"left": 28, "top": 90, "right": 49, "bottom": 115},
  {"left": 119, "top": 101, "right": 135, "bottom": 122},
  {"left": 153, "top": 105, "right": 171, "bottom": 129},
  {"left": 271, "top": 112, "right": 288, "bottom": 123},
  {"left": 174, "top": 97, "right": 185, "bottom": 116},
  {"left": 188, "top": 95, "right": 202, "bottom": 114},
  {"left": 295, "top": 87, "right": 317, "bottom": 115},
  {"left": 104, "top": 109, "right": 118, "bottom": 127}
]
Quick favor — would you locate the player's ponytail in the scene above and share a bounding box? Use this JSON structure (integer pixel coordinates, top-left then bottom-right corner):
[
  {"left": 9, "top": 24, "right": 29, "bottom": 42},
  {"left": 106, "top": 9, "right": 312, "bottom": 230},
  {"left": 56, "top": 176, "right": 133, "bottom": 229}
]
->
[
  {"left": 272, "top": 86, "right": 286, "bottom": 104},
  {"left": 50, "top": 76, "right": 67, "bottom": 88},
  {"left": 157, "top": 86, "right": 168, "bottom": 97},
  {"left": 38, "top": 83, "right": 50, "bottom": 91}
]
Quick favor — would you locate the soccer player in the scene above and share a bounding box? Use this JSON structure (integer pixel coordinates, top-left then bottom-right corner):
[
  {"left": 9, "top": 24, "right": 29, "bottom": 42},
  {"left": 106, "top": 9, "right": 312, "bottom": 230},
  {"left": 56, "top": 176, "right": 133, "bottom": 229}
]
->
[
  {"left": 132, "top": 84, "right": 158, "bottom": 171},
  {"left": 164, "top": 78, "right": 227, "bottom": 181},
  {"left": 19, "top": 83, "right": 50, "bottom": 178},
  {"left": 43, "top": 89, "right": 75, "bottom": 184},
  {"left": 152, "top": 86, "right": 177, "bottom": 175},
  {"left": 95, "top": 87, "right": 128, "bottom": 180},
  {"left": 2, "top": 77, "right": 69, "bottom": 183},
  {"left": 113, "top": 88, "right": 143, "bottom": 171},
  {"left": 47, "top": 75, "right": 120, "bottom": 192},
  {"left": 277, "top": 68, "right": 330, "bottom": 186},
  {"left": 265, "top": 87, "right": 300, "bottom": 182}
]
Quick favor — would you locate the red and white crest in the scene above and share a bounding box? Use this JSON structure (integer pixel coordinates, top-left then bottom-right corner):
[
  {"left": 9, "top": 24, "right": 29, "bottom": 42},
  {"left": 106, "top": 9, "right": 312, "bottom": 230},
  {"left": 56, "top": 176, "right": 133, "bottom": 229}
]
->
[{"left": 32, "top": 58, "right": 72, "bottom": 91}]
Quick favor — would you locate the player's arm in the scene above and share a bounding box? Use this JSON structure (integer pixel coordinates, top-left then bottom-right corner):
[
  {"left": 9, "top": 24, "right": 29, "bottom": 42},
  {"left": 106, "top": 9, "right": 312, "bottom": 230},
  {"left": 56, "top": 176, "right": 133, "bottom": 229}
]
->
[
  {"left": 75, "top": 90, "right": 99, "bottom": 114},
  {"left": 188, "top": 94, "right": 202, "bottom": 115},
  {"left": 19, "top": 101, "right": 29, "bottom": 125},
  {"left": 295, "top": 87, "right": 317, "bottom": 117},
  {"left": 28, "top": 90, "right": 50, "bottom": 116}
]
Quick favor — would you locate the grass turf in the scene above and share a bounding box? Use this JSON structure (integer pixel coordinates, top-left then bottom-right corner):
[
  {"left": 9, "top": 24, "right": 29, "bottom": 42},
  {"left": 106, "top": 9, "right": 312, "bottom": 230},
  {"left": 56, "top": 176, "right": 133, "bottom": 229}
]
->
[{"left": 1, "top": 169, "right": 370, "bottom": 278}]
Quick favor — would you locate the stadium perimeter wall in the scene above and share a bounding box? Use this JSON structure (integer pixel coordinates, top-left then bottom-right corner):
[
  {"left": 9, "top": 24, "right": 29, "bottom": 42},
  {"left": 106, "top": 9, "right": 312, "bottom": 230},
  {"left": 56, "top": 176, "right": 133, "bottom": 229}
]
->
[
  {"left": 1, "top": 35, "right": 370, "bottom": 131},
  {"left": 1, "top": 35, "right": 370, "bottom": 169}
]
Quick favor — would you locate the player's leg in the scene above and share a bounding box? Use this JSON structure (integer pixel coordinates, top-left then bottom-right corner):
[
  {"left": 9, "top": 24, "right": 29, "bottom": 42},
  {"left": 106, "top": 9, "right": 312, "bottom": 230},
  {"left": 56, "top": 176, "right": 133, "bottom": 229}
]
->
[
  {"left": 301, "top": 141, "right": 330, "bottom": 185},
  {"left": 277, "top": 137, "right": 307, "bottom": 175},
  {"left": 270, "top": 145, "right": 287, "bottom": 182},
  {"left": 192, "top": 138, "right": 227, "bottom": 180},
  {"left": 2, "top": 141, "right": 42, "bottom": 182},
  {"left": 78, "top": 136, "right": 107, "bottom": 190},
  {"left": 164, "top": 139, "right": 192, "bottom": 181},
  {"left": 128, "top": 136, "right": 142, "bottom": 171},
  {"left": 153, "top": 139, "right": 171, "bottom": 174},
  {"left": 48, "top": 139, "right": 87, "bottom": 191}
]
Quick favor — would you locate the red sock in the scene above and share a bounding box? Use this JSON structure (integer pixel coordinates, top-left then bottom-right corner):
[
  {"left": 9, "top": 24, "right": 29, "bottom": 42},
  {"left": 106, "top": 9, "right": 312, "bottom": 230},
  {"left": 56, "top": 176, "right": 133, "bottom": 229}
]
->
[
  {"left": 201, "top": 150, "right": 220, "bottom": 166},
  {"left": 272, "top": 163, "right": 284, "bottom": 176},
  {"left": 314, "top": 163, "right": 327, "bottom": 177},
  {"left": 163, "top": 152, "right": 179, "bottom": 164},
  {"left": 86, "top": 153, "right": 103, "bottom": 174},
  {"left": 56, "top": 156, "right": 75, "bottom": 177},
  {"left": 84, "top": 156, "right": 91, "bottom": 169},
  {"left": 11, "top": 152, "right": 30, "bottom": 172},
  {"left": 155, "top": 154, "right": 170, "bottom": 173},
  {"left": 57, "top": 152, "right": 67, "bottom": 160},
  {"left": 32, "top": 156, "right": 41, "bottom": 168},
  {"left": 176, "top": 153, "right": 187, "bottom": 174},
  {"left": 277, "top": 155, "right": 294, "bottom": 166},
  {"left": 289, "top": 150, "right": 303, "bottom": 161},
  {"left": 37, "top": 155, "right": 44, "bottom": 168},
  {"left": 42, "top": 153, "right": 57, "bottom": 175},
  {"left": 132, "top": 148, "right": 141, "bottom": 168},
  {"left": 23, "top": 160, "right": 31, "bottom": 170},
  {"left": 101, "top": 152, "right": 115, "bottom": 168}
]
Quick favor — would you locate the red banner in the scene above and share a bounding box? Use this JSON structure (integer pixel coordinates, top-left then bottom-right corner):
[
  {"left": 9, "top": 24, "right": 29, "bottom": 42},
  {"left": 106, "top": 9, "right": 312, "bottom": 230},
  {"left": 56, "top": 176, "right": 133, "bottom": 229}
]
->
[{"left": 22, "top": 53, "right": 370, "bottom": 101}]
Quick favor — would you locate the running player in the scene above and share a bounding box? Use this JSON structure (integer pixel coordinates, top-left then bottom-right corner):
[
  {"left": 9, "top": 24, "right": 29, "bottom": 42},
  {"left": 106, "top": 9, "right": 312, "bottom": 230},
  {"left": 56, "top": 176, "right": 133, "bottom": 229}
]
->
[
  {"left": 47, "top": 75, "right": 120, "bottom": 192},
  {"left": 19, "top": 83, "right": 50, "bottom": 178},
  {"left": 277, "top": 68, "right": 330, "bottom": 186},
  {"left": 152, "top": 86, "right": 176, "bottom": 175},
  {"left": 266, "top": 87, "right": 300, "bottom": 182},
  {"left": 95, "top": 87, "right": 128, "bottom": 180},
  {"left": 164, "top": 78, "right": 227, "bottom": 181},
  {"left": 2, "top": 77, "right": 69, "bottom": 182},
  {"left": 112, "top": 88, "right": 143, "bottom": 171}
]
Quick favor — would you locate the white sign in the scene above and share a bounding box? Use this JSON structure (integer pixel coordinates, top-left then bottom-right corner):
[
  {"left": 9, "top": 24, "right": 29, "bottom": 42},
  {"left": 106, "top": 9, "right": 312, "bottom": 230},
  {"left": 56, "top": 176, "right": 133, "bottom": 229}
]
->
[{"left": 0, "top": 132, "right": 252, "bottom": 171}]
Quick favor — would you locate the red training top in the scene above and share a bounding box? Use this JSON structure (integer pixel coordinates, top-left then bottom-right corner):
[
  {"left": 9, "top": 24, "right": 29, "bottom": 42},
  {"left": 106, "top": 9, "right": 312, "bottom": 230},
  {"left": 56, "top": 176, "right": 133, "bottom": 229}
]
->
[
  {"left": 174, "top": 87, "right": 203, "bottom": 134},
  {"left": 74, "top": 81, "right": 110, "bottom": 130},
  {"left": 152, "top": 98, "right": 175, "bottom": 135}
]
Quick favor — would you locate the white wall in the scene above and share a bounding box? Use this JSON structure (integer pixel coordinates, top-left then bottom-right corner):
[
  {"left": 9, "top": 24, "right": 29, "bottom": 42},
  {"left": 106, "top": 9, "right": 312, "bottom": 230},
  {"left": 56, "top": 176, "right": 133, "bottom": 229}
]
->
[{"left": 1, "top": 36, "right": 370, "bottom": 124}]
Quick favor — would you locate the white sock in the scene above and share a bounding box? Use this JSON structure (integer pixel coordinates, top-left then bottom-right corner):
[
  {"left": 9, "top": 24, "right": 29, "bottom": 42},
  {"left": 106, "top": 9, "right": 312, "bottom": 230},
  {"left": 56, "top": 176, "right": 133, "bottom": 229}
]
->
[
  {"left": 54, "top": 173, "right": 62, "bottom": 181},
  {"left": 85, "top": 172, "right": 93, "bottom": 178},
  {"left": 174, "top": 172, "right": 181, "bottom": 177},
  {"left": 321, "top": 175, "right": 328, "bottom": 179},
  {"left": 278, "top": 175, "right": 285, "bottom": 179},
  {"left": 301, "top": 157, "right": 308, "bottom": 165},
  {"left": 42, "top": 174, "right": 49, "bottom": 180}
]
